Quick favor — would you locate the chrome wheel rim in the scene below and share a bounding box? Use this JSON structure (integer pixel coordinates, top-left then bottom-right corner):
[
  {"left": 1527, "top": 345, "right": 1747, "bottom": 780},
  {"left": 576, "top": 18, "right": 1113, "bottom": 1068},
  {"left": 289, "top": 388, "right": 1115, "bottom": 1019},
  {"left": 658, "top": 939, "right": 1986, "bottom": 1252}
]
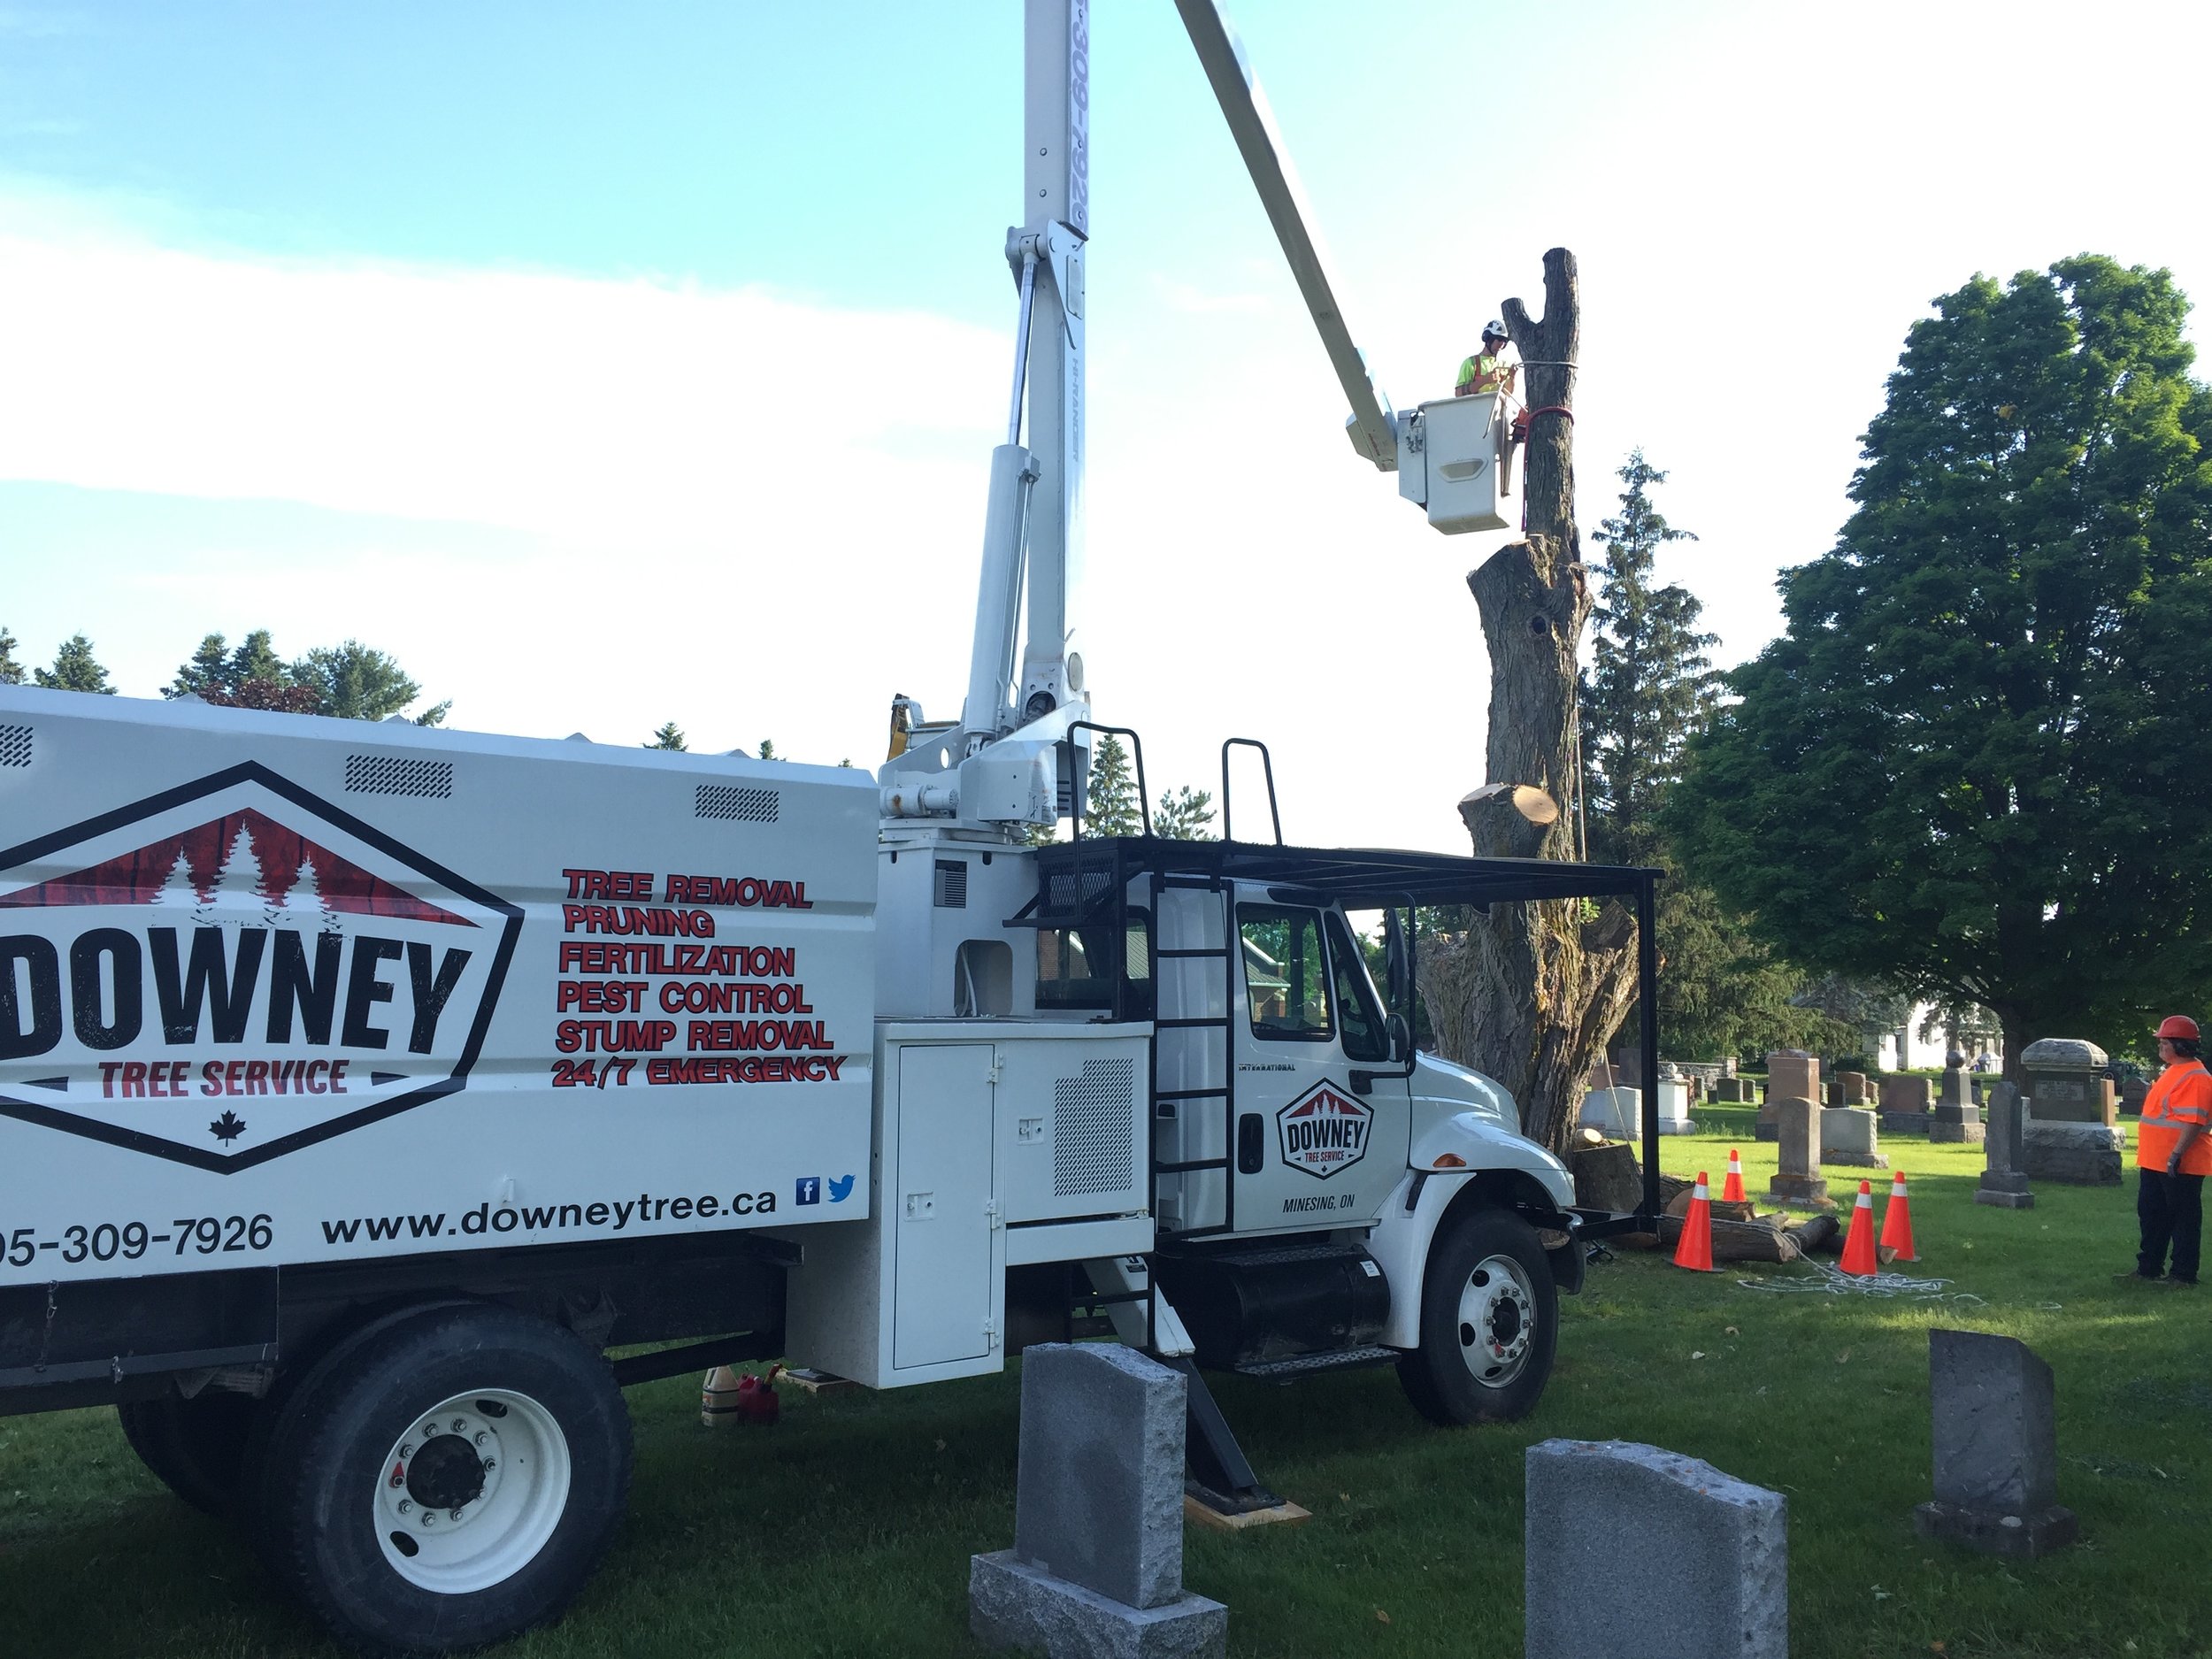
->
[{"left": 1455, "top": 1252, "right": 1536, "bottom": 1388}]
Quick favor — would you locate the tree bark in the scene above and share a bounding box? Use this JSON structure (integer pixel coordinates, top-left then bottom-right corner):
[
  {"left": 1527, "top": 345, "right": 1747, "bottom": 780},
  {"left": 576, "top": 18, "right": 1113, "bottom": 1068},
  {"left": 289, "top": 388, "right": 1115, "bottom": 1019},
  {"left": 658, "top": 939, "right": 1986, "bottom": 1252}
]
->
[{"left": 1427, "top": 249, "right": 1640, "bottom": 1155}]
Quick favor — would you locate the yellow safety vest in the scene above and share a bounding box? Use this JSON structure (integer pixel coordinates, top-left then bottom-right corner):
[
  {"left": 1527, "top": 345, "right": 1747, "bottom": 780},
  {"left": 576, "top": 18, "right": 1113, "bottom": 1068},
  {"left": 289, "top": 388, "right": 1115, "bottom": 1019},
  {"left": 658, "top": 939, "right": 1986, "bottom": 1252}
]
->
[{"left": 1456, "top": 352, "right": 1511, "bottom": 395}]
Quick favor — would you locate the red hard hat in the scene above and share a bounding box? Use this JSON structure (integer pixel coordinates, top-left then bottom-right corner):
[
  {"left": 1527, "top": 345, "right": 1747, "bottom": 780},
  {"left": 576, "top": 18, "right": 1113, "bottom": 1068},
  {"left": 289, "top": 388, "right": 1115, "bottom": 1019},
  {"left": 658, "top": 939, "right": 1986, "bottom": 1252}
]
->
[{"left": 2157, "top": 1015, "right": 2200, "bottom": 1041}]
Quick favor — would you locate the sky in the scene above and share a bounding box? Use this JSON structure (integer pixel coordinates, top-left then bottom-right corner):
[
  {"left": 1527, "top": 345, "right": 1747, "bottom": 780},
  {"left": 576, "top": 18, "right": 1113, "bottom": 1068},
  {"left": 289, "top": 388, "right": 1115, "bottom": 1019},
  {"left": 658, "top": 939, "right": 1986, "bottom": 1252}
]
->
[{"left": 4, "top": 0, "right": 2211, "bottom": 856}]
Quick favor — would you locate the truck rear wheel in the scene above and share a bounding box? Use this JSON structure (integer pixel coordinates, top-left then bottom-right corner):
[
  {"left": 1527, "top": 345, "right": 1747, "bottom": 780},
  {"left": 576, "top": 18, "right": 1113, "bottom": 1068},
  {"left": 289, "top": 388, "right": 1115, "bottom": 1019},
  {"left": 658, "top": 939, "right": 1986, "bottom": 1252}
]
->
[
  {"left": 1396, "top": 1205, "right": 1556, "bottom": 1426},
  {"left": 117, "top": 1391, "right": 260, "bottom": 1517},
  {"left": 261, "top": 1302, "right": 632, "bottom": 1656}
]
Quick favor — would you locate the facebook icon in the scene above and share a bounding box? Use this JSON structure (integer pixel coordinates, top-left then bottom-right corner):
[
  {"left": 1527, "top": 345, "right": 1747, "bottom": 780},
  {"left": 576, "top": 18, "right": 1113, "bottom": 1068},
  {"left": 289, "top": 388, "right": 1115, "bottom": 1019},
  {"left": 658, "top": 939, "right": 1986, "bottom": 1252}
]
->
[{"left": 795, "top": 1177, "right": 822, "bottom": 1205}]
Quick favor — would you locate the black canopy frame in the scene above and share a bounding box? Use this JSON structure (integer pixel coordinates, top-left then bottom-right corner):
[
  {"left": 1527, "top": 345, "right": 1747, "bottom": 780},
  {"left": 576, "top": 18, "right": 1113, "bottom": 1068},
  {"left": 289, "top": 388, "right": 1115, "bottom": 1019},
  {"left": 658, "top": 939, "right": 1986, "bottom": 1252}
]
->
[{"left": 1010, "top": 836, "right": 1664, "bottom": 1235}]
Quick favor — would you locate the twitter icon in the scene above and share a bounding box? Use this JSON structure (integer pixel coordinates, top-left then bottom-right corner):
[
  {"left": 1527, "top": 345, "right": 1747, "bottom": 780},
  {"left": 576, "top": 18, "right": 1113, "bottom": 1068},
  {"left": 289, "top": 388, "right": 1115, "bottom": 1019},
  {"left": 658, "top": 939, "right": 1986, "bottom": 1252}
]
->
[{"left": 827, "top": 1173, "right": 856, "bottom": 1203}]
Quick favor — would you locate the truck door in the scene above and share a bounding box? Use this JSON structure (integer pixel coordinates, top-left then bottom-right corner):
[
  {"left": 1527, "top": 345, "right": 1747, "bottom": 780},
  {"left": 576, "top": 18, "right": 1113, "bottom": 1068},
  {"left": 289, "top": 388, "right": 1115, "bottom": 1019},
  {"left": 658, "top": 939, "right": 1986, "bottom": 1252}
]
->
[{"left": 1229, "top": 897, "right": 1410, "bottom": 1233}]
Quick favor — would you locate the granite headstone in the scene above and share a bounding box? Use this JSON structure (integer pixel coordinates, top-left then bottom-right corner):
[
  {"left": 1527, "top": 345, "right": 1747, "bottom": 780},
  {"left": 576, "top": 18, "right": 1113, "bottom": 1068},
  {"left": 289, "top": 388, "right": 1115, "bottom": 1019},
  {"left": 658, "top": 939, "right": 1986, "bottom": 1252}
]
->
[
  {"left": 1912, "top": 1330, "right": 2077, "bottom": 1558},
  {"left": 1525, "top": 1440, "right": 1786, "bottom": 1659}
]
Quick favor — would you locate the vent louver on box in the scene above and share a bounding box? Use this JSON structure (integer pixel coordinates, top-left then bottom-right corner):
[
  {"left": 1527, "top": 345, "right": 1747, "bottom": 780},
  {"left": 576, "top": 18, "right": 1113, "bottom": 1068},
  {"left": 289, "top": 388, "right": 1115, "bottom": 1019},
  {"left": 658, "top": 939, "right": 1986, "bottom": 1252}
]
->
[
  {"left": 0, "top": 726, "right": 29, "bottom": 768},
  {"left": 1054, "top": 1057, "right": 1136, "bottom": 1197},
  {"left": 695, "top": 784, "right": 779, "bottom": 823},
  {"left": 343, "top": 755, "right": 454, "bottom": 798},
  {"left": 933, "top": 859, "right": 968, "bottom": 909}
]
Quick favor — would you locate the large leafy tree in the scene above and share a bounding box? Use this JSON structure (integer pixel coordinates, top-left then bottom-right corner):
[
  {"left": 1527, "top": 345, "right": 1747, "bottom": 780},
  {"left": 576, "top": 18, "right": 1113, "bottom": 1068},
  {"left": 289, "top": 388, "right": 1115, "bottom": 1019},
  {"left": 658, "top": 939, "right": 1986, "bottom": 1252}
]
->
[
  {"left": 1671, "top": 256, "right": 2212, "bottom": 1071},
  {"left": 35, "top": 634, "right": 116, "bottom": 694}
]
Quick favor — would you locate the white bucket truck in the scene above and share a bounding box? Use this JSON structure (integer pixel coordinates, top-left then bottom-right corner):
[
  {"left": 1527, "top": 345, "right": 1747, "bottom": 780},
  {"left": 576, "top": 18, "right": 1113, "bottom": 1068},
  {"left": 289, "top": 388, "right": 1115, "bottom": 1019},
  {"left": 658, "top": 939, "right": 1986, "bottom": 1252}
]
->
[{"left": 0, "top": 4, "right": 1661, "bottom": 1653}]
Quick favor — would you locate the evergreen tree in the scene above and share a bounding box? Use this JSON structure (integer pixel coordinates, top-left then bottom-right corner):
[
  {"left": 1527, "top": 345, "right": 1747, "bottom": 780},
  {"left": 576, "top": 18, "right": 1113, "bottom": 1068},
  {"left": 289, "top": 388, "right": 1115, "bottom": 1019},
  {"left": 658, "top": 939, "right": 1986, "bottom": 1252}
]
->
[
  {"left": 35, "top": 634, "right": 116, "bottom": 695},
  {"left": 1084, "top": 733, "right": 1140, "bottom": 836},
  {"left": 291, "top": 641, "right": 449, "bottom": 725},
  {"left": 0, "top": 627, "right": 23, "bottom": 685},
  {"left": 647, "top": 722, "right": 687, "bottom": 751},
  {"left": 1155, "top": 785, "right": 1217, "bottom": 841},
  {"left": 756, "top": 739, "right": 780, "bottom": 761},
  {"left": 1671, "top": 256, "right": 2212, "bottom": 1070},
  {"left": 169, "top": 634, "right": 232, "bottom": 697},
  {"left": 1581, "top": 451, "right": 1719, "bottom": 861}
]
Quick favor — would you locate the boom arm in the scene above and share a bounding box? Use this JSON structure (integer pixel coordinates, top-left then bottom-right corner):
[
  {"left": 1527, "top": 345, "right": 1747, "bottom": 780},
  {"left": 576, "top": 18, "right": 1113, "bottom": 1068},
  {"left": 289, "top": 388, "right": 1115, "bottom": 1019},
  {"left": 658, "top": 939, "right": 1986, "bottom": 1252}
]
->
[{"left": 1174, "top": 0, "right": 1398, "bottom": 472}]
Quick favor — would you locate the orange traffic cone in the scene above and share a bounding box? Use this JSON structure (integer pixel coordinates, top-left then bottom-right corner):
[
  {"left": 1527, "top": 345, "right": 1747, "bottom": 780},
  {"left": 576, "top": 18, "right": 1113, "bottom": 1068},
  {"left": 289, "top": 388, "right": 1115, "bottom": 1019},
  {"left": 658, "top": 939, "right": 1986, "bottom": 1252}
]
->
[
  {"left": 1839, "top": 1179, "right": 1879, "bottom": 1276},
  {"left": 1879, "top": 1171, "right": 1917, "bottom": 1262},
  {"left": 1673, "top": 1171, "right": 1717, "bottom": 1271},
  {"left": 1722, "top": 1148, "right": 1747, "bottom": 1204}
]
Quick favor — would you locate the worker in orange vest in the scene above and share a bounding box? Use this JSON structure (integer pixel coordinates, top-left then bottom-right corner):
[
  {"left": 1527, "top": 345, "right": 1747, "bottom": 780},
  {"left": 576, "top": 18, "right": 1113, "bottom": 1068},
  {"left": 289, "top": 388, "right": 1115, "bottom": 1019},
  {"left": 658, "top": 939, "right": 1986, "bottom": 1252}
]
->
[
  {"left": 2125, "top": 1014, "right": 2209, "bottom": 1286},
  {"left": 1455, "top": 321, "right": 1517, "bottom": 398}
]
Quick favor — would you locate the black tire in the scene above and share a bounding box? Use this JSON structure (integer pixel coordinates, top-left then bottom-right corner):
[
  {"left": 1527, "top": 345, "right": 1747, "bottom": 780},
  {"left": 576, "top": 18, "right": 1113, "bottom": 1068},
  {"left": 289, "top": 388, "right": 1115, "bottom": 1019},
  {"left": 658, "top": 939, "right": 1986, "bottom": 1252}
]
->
[
  {"left": 116, "top": 1391, "right": 261, "bottom": 1516},
  {"left": 260, "top": 1302, "right": 632, "bottom": 1657},
  {"left": 234, "top": 1298, "right": 479, "bottom": 1571},
  {"left": 1396, "top": 1204, "right": 1558, "bottom": 1427}
]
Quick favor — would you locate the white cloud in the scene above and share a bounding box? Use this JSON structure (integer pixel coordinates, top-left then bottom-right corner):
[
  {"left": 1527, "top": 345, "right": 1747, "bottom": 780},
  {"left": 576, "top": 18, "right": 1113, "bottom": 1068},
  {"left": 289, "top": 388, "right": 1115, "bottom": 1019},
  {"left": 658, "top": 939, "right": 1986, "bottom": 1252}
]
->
[{"left": 0, "top": 199, "right": 1005, "bottom": 543}]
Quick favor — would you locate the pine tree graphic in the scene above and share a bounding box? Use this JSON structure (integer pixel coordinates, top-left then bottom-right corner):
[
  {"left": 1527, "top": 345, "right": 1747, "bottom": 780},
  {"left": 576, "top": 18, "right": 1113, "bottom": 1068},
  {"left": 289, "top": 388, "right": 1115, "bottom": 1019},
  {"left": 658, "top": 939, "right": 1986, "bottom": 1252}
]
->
[
  {"left": 204, "top": 824, "right": 265, "bottom": 926},
  {"left": 153, "top": 849, "right": 199, "bottom": 910},
  {"left": 284, "top": 851, "right": 342, "bottom": 934}
]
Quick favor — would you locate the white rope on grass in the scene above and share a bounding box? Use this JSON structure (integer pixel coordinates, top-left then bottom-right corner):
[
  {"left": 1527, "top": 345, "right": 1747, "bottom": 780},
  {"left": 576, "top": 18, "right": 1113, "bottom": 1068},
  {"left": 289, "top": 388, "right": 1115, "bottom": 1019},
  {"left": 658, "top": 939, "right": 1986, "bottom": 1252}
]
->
[{"left": 1733, "top": 1261, "right": 1985, "bottom": 1303}]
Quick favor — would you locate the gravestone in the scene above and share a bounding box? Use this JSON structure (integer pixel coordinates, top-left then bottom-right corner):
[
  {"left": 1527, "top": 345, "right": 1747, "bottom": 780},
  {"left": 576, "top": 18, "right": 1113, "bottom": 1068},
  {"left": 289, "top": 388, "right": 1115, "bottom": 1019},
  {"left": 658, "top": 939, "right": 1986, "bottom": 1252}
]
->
[
  {"left": 1879, "top": 1074, "right": 1933, "bottom": 1135},
  {"left": 1976, "top": 1081, "right": 2034, "bottom": 1209},
  {"left": 2018, "top": 1037, "right": 2124, "bottom": 1185},
  {"left": 1759, "top": 1052, "right": 1817, "bottom": 1143},
  {"left": 970, "top": 1344, "right": 1227, "bottom": 1657},
  {"left": 1932, "top": 1066, "right": 1985, "bottom": 1144},
  {"left": 1820, "top": 1106, "right": 1887, "bottom": 1168},
  {"left": 1578, "top": 1087, "right": 1641, "bottom": 1142},
  {"left": 1586, "top": 1058, "right": 1617, "bottom": 1092},
  {"left": 1525, "top": 1440, "right": 1786, "bottom": 1659},
  {"left": 1912, "top": 1330, "right": 2077, "bottom": 1558},
  {"left": 1653, "top": 1079, "right": 1697, "bottom": 1136},
  {"left": 2022, "top": 1038, "right": 2114, "bottom": 1125},
  {"left": 1841, "top": 1071, "right": 1872, "bottom": 1105},
  {"left": 2020, "top": 1118, "right": 2124, "bottom": 1186},
  {"left": 2121, "top": 1075, "right": 2149, "bottom": 1117},
  {"left": 1768, "top": 1097, "right": 1831, "bottom": 1205}
]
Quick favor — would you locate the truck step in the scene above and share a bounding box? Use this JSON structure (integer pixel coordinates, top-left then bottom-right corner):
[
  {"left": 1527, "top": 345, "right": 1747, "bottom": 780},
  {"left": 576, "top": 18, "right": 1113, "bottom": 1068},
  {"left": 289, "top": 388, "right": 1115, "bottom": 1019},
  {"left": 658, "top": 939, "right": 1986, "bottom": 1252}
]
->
[{"left": 1232, "top": 1344, "right": 1401, "bottom": 1381}]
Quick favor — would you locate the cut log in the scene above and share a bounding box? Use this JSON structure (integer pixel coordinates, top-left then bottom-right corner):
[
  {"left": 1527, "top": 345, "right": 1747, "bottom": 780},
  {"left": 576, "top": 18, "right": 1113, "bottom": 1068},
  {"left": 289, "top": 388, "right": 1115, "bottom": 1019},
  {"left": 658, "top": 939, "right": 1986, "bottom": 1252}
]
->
[
  {"left": 1571, "top": 1141, "right": 1642, "bottom": 1213},
  {"left": 1786, "top": 1213, "right": 1841, "bottom": 1256},
  {"left": 1656, "top": 1212, "right": 1802, "bottom": 1263}
]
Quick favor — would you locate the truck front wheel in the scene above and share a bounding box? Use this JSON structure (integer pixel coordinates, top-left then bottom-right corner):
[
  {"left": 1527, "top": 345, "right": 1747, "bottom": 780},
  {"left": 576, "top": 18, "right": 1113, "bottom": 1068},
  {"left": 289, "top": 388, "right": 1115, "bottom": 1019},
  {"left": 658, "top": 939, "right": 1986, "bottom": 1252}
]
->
[
  {"left": 1396, "top": 1205, "right": 1557, "bottom": 1426},
  {"left": 262, "top": 1303, "right": 632, "bottom": 1655}
]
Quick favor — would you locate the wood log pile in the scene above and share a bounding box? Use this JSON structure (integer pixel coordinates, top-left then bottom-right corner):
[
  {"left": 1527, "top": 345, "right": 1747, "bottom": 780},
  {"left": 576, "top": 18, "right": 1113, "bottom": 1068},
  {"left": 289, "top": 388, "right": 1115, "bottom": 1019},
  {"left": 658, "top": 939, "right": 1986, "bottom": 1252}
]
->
[
  {"left": 1574, "top": 1138, "right": 1889, "bottom": 1265},
  {"left": 1614, "top": 1175, "right": 1852, "bottom": 1263}
]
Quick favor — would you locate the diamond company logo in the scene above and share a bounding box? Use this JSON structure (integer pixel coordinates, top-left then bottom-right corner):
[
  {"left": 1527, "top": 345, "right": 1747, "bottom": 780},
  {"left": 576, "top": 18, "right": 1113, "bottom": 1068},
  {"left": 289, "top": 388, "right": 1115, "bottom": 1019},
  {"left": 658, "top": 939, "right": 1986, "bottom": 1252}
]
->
[
  {"left": 1275, "top": 1081, "right": 1372, "bottom": 1179},
  {"left": 0, "top": 765, "right": 520, "bottom": 1171}
]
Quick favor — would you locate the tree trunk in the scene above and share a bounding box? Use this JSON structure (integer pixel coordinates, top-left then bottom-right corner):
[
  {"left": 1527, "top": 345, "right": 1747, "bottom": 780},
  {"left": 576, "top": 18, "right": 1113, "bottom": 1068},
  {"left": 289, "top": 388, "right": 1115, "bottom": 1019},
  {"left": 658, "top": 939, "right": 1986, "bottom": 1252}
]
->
[{"left": 1427, "top": 249, "right": 1640, "bottom": 1155}]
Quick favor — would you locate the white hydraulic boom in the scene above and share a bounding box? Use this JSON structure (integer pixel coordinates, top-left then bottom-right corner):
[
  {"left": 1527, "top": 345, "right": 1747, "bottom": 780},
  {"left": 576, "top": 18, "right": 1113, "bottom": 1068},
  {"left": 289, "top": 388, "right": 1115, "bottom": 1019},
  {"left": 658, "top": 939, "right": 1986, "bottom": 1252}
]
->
[
  {"left": 887, "top": 0, "right": 1499, "bottom": 834},
  {"left": 1173, "top": 0, "right": 1399, "bottom": 472}
]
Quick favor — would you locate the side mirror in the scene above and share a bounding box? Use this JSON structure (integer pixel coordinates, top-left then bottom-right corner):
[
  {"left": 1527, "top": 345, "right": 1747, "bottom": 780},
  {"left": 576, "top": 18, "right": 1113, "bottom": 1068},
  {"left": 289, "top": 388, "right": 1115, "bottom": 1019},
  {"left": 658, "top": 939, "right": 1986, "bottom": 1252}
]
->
[
  {"left": 1387, "top": 1011, "right": 1412, "bottom": 1064},
  {"left": 1383, "top": 909, "right": 1412, "bottom": 1009}
]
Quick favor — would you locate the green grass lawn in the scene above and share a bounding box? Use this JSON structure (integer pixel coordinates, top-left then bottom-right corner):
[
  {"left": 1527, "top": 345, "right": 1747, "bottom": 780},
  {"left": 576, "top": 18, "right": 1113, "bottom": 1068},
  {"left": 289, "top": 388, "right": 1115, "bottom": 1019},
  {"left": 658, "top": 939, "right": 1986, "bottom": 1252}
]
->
[{"left": 3, "top": 1130, "right": 2202, "bottom": 1658}]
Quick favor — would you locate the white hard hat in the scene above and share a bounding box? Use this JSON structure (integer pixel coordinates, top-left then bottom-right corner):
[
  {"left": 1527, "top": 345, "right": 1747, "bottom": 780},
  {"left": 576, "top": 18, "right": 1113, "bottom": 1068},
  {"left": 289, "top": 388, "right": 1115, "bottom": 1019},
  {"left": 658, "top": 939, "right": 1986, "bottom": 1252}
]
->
[{"left": 1481, "top": 319, "right": 1508, "bottom": 340}]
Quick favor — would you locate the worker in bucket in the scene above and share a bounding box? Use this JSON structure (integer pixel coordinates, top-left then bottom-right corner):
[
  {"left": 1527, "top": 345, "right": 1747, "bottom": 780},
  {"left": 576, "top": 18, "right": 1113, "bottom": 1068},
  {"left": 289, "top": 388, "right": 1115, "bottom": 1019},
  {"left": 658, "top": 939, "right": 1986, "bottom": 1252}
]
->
[{"left": 1455, "top": 321, "right": 1517, "bottom": 398}]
